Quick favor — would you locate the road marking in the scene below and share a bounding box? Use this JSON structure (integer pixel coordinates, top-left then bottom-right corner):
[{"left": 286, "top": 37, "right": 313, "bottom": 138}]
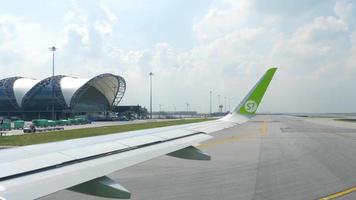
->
[
  {"left": 199, "top": 121, "right": 268, "bottom": 149},
  {"left": 199, "top": 133, "right": 258, "bottom": 149},
  {"left": 319, "top": 186, "right": 356, "bottom": 200},
  {"left": 259, "top": 121, "right": 268, "bottom": 136}
]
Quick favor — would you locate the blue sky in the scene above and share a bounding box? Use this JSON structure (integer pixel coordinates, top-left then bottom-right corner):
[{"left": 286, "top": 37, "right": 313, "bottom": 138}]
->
[{"left": 0, "top": 0, "right": 355, "bottom": 113}]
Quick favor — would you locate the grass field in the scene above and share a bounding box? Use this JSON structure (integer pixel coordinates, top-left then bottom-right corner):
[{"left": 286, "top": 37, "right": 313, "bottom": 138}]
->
[
  {"left": 334, "top": 118, "right": 356, "bottom": 123},
  {"left": 0, "top": 118, "right": 211, "bottom": 146}
]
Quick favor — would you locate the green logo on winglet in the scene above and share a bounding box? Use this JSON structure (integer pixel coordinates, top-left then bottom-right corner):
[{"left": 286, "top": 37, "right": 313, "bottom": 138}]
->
[{"left": 244, "top": 100, "right": 258, "bottom": 113}]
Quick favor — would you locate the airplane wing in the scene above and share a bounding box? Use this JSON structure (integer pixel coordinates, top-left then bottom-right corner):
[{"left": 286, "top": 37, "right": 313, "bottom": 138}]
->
[{"left": 0, "top": 68, "right": 277, "bottom": 200}]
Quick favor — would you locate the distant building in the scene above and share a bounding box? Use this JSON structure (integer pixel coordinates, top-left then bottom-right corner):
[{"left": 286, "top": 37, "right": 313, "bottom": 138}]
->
[
  {"left": 0, "top": 73, "right": 126, "bottom": 120},
  {"left": 113, "top": 105, "right": 148, "bottom": 119},
  {"left": 152, "top": 111, "right": 198, "bottom": 119}
]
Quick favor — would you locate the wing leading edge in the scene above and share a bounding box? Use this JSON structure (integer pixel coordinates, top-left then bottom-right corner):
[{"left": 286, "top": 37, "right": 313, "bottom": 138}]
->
[{"left": 0, "top": 67, "right": 277, "bottom": 200}]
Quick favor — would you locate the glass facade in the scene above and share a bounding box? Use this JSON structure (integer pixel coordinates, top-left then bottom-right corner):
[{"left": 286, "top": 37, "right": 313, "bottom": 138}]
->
[
  {"left": 0, "top": 77, "right": 21, "bottom": 111},
  {"left": 71, "top": 86, "right": 110, "bottom": 112},
  {"left": 0, "top": 74, "right": 126, "bottom": 119}
]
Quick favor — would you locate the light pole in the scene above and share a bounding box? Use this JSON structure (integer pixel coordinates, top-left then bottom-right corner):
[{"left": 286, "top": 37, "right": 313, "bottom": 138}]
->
[
  {"left": 209, "top": 91, "right": 212, "bottom": 115},
  {"left": 224, "top": 96, "right": 227, "bottom": 112},
  {"left": 217, "top": 94, "right": 221, "bottom": 113},
  {"left": 159, "top": 104, "right": 162, "bottom": 119},
  {"left": 173, "top": 105, "right": 177, "bottom": 118},
  {"left": 49, "top": 46, "right": 56, "bottom": 120},
  {"left": 149, "top": 72, "right": 154, "bottom": 119},
  {"left": 228, "top": 97, "right": 231, "bottom": 112}
]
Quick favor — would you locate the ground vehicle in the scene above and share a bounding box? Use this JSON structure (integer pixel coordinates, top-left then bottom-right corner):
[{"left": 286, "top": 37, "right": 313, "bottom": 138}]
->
[
  {"left": 117, "top": 116, "right": 129, "bottom": 121},
  {"left": 23, "top": 123, "right": 36, "bottom": 133}
]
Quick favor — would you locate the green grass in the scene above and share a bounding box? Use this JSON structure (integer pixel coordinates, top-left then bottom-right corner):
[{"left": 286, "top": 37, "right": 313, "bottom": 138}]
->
[
  {"left": 334, "top": 118, "right": 356, "bottom": 123},
  {"left": 0, "top": 119, "right": 212, "bottom": 146}
]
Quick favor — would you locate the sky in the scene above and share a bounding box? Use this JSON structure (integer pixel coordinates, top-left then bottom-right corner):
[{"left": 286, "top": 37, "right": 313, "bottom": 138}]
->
[{"left": 0, "top": 0, "right": 355, "bottom": 113}]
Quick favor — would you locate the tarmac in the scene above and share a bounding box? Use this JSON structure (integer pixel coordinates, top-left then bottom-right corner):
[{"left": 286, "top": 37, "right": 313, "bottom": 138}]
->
[{"left": 40, "top": 115, "right": 356, "bottom": 200}]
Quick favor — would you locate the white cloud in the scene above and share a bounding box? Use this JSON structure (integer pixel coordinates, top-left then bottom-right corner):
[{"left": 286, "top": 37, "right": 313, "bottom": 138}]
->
[
  {"left": 192, "top": 0, "right": 252, "bottom": 43},
  {"left": 0, "top": 15, "right": 18, "bottom": 43},
  {"left": 334, "top": 0, "right": 355, "bottom": 28},
  {"left": 1, "top": 0, "right": 356, "bottom": 113},
  {"left": 271, "top": 16, "right": 350, "bottom": 74},
  {"left": 0, "top": 15, "right": 50, "bottom": 78},
  {"left": 183, "top": 0, "right": 356, "bottom": 112}
]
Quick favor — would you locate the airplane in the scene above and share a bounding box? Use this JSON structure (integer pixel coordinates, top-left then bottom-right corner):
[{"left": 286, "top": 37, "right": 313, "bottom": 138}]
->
[{"left": 0, "top": 67, "right": 277, "bottom": 200}]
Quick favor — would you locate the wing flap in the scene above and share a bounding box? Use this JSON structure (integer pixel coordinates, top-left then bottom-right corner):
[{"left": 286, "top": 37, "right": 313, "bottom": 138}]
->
[
  {"left": 68, "top": 176, "right": 131, "bottom": 199},
  {"left": 152, "top": 129, "right": 195, "bottom": 140},
  {"left": 61, "top": 142, "right": 129, "bottom": 159},
  {"left": 117, "top": 135, "right": 163, "bottom": 147},
  {"left": 0, "top": 133, "right": 211, "bottom": 200},
  {"left": 189, "top": 121, "right": 237, "bottom": 133},
  {"left": 167, "top": 146, "right": 211, "bottom": 160},
  {"left": 0, "top": 153, "right": 72, "bottom": 180},
  {"left": 0, "top": 129, "right": 199, "bottom": 181}
]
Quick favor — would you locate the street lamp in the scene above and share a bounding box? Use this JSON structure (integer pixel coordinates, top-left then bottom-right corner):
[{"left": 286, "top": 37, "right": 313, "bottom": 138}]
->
[
  {"left": 49, "top": 46, "right": 57, "bottom": 120},
  {"left": 149, "top": 72, "right": 154, "bottom": 119},
  {"left": 217, "top": 94, "right": 221, "bottom": 113},
  {"left": 228, "top": 97, "right": 231, "bottom": 112},
  {"left": 224, "top": 96, "right": 227, "bottom": 112},
  {"left": 209, "top": 91, "right": 212, "bottom": 115},
  {"left": 159, "top": 104, "right": 162, "bottom": 119}
]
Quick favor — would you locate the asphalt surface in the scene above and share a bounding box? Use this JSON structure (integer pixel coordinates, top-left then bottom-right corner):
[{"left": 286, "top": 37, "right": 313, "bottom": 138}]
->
[{"left": 40, "top": 115, "right": 356, "bottom": 200}]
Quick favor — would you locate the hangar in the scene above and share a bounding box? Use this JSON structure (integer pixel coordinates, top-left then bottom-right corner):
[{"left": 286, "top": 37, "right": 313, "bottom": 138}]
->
[{"left": 0, "top": 73, "right": 126, "bottom": 120}]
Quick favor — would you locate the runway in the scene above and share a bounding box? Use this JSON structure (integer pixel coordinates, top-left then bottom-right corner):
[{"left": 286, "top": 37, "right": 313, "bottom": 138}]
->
[{"left": 40, "top": 115, "right": 356, "bottom": 200}]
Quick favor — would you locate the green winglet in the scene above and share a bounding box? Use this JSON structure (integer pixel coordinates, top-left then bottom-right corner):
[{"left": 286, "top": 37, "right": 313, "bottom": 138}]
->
[{"left": 233, "top": 67, "right": 277, "bottom": 115}]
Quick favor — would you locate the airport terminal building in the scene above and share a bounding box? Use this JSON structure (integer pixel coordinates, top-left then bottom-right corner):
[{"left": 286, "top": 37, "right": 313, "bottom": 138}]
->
[{"left": 0, "top": 73, "right": 126, "bottom": 120}]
